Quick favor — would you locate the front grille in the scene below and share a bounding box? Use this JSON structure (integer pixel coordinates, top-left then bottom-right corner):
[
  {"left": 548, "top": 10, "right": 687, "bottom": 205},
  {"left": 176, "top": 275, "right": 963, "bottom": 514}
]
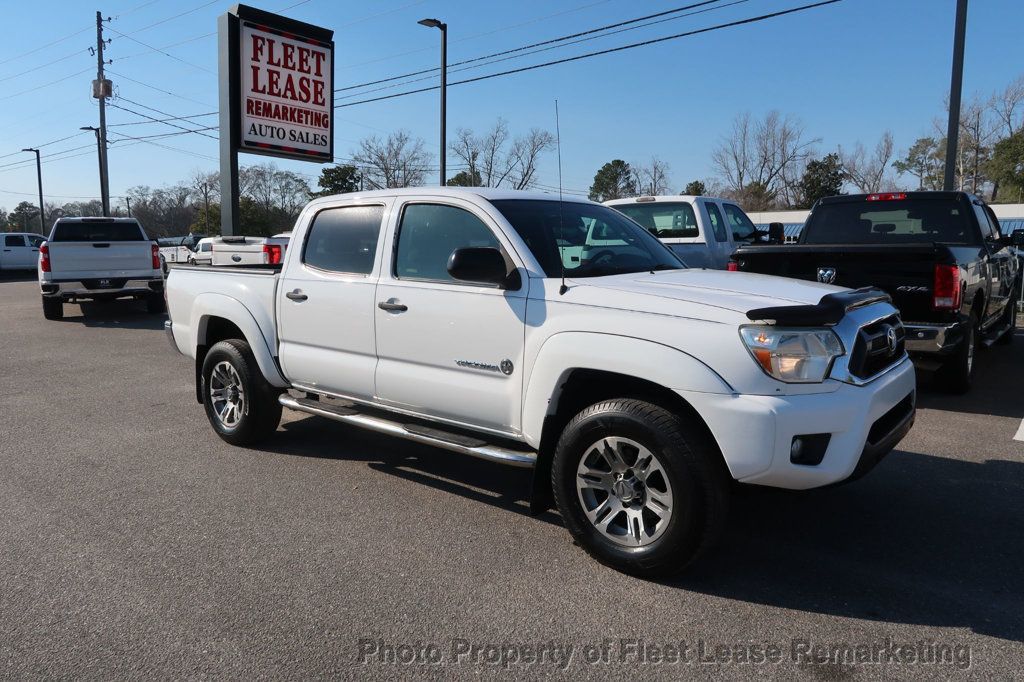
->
[{"left": 849, "top": 314, "right": 905, "bottom": 380}]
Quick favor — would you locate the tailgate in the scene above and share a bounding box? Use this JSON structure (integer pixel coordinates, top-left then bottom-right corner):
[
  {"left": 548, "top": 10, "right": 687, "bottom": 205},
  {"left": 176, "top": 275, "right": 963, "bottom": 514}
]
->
[
  {"left": 735, "top": 244, "right": 949, "bottom": 321},
  {"left": 48, "top": 241, "right": 156, "bottom": 279}
]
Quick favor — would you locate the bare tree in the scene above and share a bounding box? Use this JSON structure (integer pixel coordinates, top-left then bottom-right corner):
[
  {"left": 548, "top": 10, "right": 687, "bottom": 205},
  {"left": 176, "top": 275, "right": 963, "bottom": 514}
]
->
[
  {"left": 190, "top": 170, "right": 219, "bottom": 232},
  {"left": 711, "top": 111, "right": 817, "bottom": 208},
  {"left": 449, "top": 128, "right": 480, "bottom": 186},
  {"left": 840, "top": 131, "right": 896, "bottom": 193},
  {"left": 352, "top": 130, "right": 432, "bottom": 189},
  {"left": 989, "top": 74, "right": 1024, "bottom": 137},
  {"left": 632, "top": 157, "right": 672, "bottom": 195},
  {"left": 508, "top": 128, "right": 555, "bottom": 190}
]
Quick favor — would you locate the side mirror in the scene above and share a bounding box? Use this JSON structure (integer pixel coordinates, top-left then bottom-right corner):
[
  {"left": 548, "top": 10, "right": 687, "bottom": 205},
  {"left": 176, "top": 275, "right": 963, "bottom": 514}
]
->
[
  {"left": 447, "top": 247, "right": 516, "bottom": 288},
  {"left": 1011, "top": 230, "right": 1024, "bottom": 248},
  {"left": 768, "top": 222, "right": 785, "bottom": 245}
]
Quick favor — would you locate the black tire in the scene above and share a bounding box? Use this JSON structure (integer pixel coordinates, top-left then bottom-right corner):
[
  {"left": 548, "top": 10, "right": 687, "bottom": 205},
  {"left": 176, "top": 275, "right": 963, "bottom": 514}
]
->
[
  {"left": 41, "top": 295, "right": 63, "bottom": 320},
  {"left": 937, "top": 313, "right": 977, "bottom": 394},
  {"left": 996, "top": 284, "right": 1018, "bottom": 346},
  {"left": 146, "top": 293, "right": 166, "bottom": 315},
  {"left": 201, "top": 339, "right": 282, "bottom": 446},
  {"left": 551, "top": 398, "right": 729, "bottom": 578}
]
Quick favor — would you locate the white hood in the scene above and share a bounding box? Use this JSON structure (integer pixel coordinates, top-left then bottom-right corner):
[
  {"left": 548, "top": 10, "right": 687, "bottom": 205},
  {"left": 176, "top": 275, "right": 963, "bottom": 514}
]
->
[{"left": 563, "top": 269, "right": 845, "bottom": 318}]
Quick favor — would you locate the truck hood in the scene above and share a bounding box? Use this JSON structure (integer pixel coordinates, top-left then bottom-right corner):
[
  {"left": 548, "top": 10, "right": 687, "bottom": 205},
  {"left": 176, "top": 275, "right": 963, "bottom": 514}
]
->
[{"left": 566, "top": 269, "right": 845, "bottom": 318}]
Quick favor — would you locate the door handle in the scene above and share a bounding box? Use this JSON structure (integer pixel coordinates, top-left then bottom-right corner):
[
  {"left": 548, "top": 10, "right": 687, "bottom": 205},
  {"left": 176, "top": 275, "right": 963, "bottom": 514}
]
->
[
  {"left": 2, "top": 249, "right": 9, "bottom": 252},
  {"left": 285, "top": 289, "right": 308, "bottom": 302},
  {"left": 378, "top": 299, "right": 408, "bottom": 312}
]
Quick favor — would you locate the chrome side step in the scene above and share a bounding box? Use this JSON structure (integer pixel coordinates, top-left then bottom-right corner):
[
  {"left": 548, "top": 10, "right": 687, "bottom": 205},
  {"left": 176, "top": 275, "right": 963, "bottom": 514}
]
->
[{"left": 278, "top": 394, "right": 537, "bottom": 468}]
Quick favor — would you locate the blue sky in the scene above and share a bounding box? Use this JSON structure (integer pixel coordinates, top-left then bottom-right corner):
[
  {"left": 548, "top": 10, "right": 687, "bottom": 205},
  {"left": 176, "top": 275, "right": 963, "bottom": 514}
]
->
[{"left": 1, "top": 0, "right": 1022, "bottom": 210}]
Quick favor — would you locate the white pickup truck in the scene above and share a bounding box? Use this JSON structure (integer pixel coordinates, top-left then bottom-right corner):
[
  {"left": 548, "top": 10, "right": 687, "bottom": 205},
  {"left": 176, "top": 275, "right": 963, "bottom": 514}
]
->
[
  {"left": 605, "top": 195, "right": 783, "bottom": 269},
  {"left": 211, "top": 233, "right": 291, "bottom": 266},
  {"left": 165, "top": 188, "right": 916, "bottom": 576},
  {"left": 1, "top": 232, "right": 46, "bottom": 271},
  {"left": 39, "top": 217, "right": 165, "bottom": 320}
]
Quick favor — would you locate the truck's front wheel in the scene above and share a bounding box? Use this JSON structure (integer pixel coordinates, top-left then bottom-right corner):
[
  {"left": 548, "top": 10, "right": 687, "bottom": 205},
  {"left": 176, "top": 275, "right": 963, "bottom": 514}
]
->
[
  {"left": 551, "top": 399, "right": 729, "bottom": 577},
  {"left": 201, "top": 339, "right": 282, "bottom": 446}
]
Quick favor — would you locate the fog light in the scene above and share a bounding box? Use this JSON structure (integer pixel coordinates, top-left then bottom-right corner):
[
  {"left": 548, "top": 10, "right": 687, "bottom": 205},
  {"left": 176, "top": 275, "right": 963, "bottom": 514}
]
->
[{"left": 790, "top": 434, "right": 831, "bottom": 466}]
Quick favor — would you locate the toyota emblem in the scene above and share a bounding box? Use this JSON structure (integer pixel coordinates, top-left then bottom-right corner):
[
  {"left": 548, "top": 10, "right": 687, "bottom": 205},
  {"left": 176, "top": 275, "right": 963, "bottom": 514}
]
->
[{"left": 886, "top": 326, "right": 898, "bottom": 353}]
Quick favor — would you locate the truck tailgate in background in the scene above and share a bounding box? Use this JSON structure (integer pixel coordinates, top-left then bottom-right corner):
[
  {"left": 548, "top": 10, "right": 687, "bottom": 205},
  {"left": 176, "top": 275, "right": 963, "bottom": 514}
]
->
[{"left": 47, "top": 241, "right": 155, "bottom": 279}]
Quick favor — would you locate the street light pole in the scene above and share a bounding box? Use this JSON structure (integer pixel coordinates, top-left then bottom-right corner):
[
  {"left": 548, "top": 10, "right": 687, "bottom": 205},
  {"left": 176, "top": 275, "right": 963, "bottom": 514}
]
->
[
  {"left": 418, "top": 18, "right": 447, "bottom": 186},
  {"left": 80, "top": 126, "right": 106, "bottom": 206},
  {"left": 943, "top": 0, "right": 969, "bottom": 191},
  {"left": 21, "top": 148, "right": 44, "bottom": 232}
]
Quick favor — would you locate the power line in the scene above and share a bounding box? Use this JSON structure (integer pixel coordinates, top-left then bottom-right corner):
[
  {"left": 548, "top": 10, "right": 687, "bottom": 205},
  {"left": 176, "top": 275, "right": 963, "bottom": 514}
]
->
[
  {"left": 106, "top": 69, "right": 214, "bottom": 107},
  {"left": 108, "top": 100, "right": 219, "bottom": 140},
  {"left": 108, "top": 112, "right": 217, "bottom": 127},
  {"left": 107, "top": 130, "right": 219, "bottom": 162},
  {"left": 0, "top": 132, "right": 90, "bottom": 161},
  {"left": 118, "top": 0, "right": 220, "bottom": 34},
  {"left": 0, "top": 68, "right": 92, "bottom": 102},
  {"left": 336, "top": 0, "right": 843, "bottom": 109},
  {"left": 0, "top": 26, "right": 91, "bottom": 67},
  {"left": 335, "top": 0, "right": 722, "bottom": 94},
  {"left": 337, "top": 0, "right": 749, "bottom": 102},
  {"left": 106, "top": 26, "right": 215, "bottom": 74},
  {"left": 0, "top": 46, "right": 90, "bottom": 85}
]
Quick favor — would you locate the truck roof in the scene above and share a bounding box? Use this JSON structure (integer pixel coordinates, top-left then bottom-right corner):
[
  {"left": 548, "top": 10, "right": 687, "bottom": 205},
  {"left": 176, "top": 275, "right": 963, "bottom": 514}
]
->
[
  {"left": 817, "top": 191, "right": 977, "bottom": 204},
  {"left": 52, "top": 216, "right": 141, "bottom": 223},
  {"left": 307, "top": 186, "right": 594, "bottom": 205},
  {"left": 603, "top": 195, "right": 724, "bottom": 206}
]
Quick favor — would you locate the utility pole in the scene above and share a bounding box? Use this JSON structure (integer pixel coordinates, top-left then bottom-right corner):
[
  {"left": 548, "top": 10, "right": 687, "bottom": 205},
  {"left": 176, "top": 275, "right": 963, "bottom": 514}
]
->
[
  {"left": 943, "top": 0, "right": 968, "bottom": 191},
  {"left": 21, "top": 148, "right": 44, "bottom": 232},
  {"left": 125, "top": 196, "right": 131, "bottom": 216},
  {"left": 95, "top": 11, "right": 111, "bottom": 216}
]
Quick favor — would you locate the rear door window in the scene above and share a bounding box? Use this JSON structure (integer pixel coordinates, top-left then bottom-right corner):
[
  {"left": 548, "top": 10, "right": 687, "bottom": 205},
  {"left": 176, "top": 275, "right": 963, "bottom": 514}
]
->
[
  {"left": 52, "top": 221, "right": 145, "bottom": 241},
  {"left": 4, "top": 235, "right": 26, "bottom": 247},
  {"left": 704, "top": 202, "right": 727, "bottom": 242},
  {"left": 302, "top": 205, "right": 385, "bottom": 275}
]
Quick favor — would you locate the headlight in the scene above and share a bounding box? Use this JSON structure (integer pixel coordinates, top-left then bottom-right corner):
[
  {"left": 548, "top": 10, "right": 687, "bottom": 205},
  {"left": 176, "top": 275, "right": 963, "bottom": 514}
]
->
[{"left": 739, "top": 326, "right": 845, "bottom": 383}]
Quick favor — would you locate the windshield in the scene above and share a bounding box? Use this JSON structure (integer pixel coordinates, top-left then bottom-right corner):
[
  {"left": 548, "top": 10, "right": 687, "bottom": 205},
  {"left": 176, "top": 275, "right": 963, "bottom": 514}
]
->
[
  {"left": 490, "top": 199, "right": 685, "bottom": 278},
  {"left": 609, "top": 202, "right": 698, "bottom": 238},
  {"left": 52, "top": 220, "right": 145, "bottom": 242},
  {"left": 803, "top": 197, "right": 978, "bottom": 245}
]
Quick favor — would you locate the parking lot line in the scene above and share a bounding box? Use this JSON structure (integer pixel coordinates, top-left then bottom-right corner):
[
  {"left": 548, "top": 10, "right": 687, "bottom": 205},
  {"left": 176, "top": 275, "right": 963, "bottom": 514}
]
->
[{"left": 1015, "top": 419, "right": 1024, "bottom": 442}]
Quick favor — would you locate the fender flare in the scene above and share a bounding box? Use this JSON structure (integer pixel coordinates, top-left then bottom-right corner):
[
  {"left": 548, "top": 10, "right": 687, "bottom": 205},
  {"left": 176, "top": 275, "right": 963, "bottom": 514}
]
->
[
  {"left": 521, "top": 332, "right": 733, "bottom": 448},
  {"left": 191, "top": 292, "right": 288, "bottom": 388}
]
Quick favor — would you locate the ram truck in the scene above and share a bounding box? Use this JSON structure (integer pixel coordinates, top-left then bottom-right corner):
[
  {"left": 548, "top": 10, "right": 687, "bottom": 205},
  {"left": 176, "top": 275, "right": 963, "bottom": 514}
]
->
[
  {"left": 38, "top": 217, "right": 165, "bottom": 320},
  {"left": 605, "top": 195, "right": 782, "bottom": 269},
  {"left": 731, "top": 192, "right": 1021, "bottom": 392},
  {"left": 165, "top": 188, "right": 916, "bottom": 577}
]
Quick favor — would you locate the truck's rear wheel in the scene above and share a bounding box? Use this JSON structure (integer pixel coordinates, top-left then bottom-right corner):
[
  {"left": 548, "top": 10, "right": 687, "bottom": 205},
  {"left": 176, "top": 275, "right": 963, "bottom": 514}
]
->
[
  {"left": 551, "top": 399, "right": 729, "bottom": 577},
  {"left": 41, "top": 296, "right": 63, "bottom": 320},
  {"left": 146, "top": 293, "right": 166, "bottom": 315},
  {"left": 936, "top": 313, "right": 977, "bottom": 394},
  {"left": 201, "top": 339, "right": 282, "bottom": 445}
]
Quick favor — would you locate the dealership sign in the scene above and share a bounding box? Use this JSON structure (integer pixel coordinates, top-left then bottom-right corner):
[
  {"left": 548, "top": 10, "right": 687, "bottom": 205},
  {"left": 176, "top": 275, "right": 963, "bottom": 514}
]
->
[
  {"left": 221, "top": 4, "right": 334, "bottom": 164},
  {"left": 240, "top": 21, "right": 332, "bottom": 160}
]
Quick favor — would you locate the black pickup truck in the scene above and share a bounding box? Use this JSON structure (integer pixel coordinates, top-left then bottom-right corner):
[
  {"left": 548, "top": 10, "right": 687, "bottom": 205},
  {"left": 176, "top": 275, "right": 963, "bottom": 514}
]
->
[{"left": 731, "top": 192, "right": 1022, "bottom": 392}]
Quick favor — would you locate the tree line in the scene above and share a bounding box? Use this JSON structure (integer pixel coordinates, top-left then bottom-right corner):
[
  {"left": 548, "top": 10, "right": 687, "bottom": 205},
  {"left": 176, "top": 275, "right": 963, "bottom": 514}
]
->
[{"left": 589, "top": 73, "right": 1024, "bottom": 210}]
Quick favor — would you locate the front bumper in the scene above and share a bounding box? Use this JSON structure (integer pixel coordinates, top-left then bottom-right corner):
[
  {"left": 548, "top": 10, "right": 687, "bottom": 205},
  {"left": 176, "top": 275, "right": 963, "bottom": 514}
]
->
[
  {"left": 678, "top": 357, "right": 916, "bottom": 490},
  {"left": 41, "top": 277, "right": 163, "bottom": 301},
  {"left": 903, "top": 321, "right": 965, "bottom": 355}
]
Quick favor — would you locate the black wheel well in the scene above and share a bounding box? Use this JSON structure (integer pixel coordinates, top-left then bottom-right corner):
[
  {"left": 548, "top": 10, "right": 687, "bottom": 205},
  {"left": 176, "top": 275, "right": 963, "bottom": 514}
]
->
[
  {"left": 194, "top": 316, "right": 245, "bottom": 403},
  {"left": 530, "top": 368, "right": 724, "bottom": 513}
]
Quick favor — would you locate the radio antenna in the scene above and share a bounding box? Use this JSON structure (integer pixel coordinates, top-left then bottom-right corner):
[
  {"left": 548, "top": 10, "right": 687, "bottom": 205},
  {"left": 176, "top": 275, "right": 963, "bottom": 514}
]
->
[{"left": 555, "top": 100, "right": 568, "bottom": 295}]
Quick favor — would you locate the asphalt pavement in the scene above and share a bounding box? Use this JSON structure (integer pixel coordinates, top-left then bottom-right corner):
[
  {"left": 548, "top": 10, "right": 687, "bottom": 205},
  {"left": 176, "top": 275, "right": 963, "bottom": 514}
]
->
[{"left": 1, "top": 272, "right": 1022, "bottom": 679}]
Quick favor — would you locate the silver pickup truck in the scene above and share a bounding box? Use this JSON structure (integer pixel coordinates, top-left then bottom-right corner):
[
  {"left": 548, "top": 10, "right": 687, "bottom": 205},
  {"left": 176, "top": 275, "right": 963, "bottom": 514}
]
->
[{"left": 605, "top": 195, "right": 782, "bottom": 269}]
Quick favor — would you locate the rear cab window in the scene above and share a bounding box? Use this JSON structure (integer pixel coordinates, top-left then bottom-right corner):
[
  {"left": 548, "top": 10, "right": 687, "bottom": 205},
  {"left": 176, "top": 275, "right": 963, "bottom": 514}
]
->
[
  {"left": 51, "top": 220, "right": 146, "bottom": 242},
  {"left": 803, "top": 196, "right": 979, "bottom": 245},
  {"left": 612, "top": 202, "right": 699, "bottom": 239},
  {"left": 302, "top": 205, "right": 385, "bottom": 274}
]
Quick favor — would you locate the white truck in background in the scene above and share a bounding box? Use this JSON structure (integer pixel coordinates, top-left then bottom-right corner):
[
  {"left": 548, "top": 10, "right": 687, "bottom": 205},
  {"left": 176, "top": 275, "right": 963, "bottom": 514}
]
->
[
  {"left": 605, "top": 195, "right": 783, "bottom": 269},
  {"left": 165, "top": 187, "right": 916, "bottom": 577},
  {"left": 1, "top": 232, "right": 45, "bottom": 272},
  {"left": 38, "top": 217, "right": 165, "bottom": 320},
  {"left": 211, "top": 233, "right": 291, "bottom": 266}
]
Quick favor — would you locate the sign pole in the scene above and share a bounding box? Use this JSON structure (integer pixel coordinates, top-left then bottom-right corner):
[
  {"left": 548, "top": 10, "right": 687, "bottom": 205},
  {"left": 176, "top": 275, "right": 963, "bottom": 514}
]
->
[{"left": 218, "top": 10, "right": 241, "bottom": 237}]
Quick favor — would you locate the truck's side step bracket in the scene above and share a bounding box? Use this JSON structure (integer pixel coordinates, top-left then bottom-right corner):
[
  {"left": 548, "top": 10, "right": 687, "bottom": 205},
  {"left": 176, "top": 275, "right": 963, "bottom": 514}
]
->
[
  {"left": 279, "top": 394, "right": 537, "bottom": 469},
  {"left": 982, "top": 320, "right": 1013, "bottom": 347}
]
